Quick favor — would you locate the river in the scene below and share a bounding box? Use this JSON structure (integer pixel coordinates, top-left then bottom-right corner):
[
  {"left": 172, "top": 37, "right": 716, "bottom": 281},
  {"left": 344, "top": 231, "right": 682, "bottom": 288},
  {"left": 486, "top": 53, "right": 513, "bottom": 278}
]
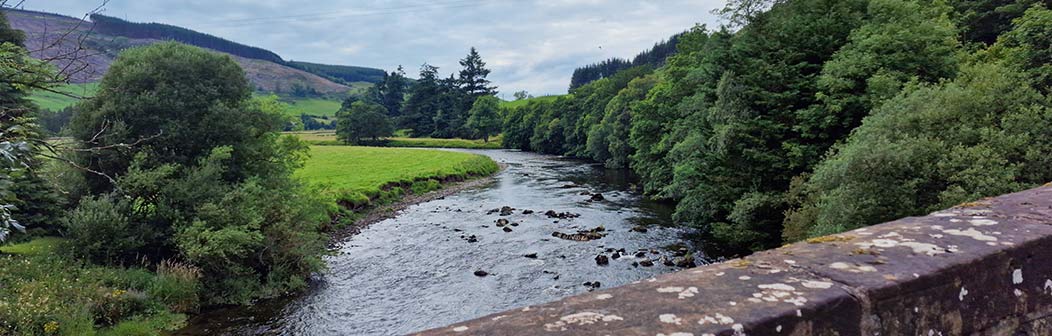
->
[{"left": 177, "top": 149, "right": 695, "bottom": 335}]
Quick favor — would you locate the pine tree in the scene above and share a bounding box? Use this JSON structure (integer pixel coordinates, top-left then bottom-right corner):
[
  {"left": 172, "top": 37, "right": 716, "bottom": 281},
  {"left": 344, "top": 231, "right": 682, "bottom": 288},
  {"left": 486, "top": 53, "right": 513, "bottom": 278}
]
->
[
  {"left": 379, "top": 66, "right": 408, "bottom": 119},
  {"left": 458, "top": 47, "right": 497, "bottom": 98}
]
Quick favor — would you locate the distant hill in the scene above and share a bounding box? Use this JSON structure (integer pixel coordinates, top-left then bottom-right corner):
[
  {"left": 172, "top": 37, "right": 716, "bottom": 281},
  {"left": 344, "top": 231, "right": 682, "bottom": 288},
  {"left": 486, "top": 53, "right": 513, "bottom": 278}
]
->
[
  {"left": 3, "top": 8, "right": 384, "bottom": 95},
  {"left": 569, "top": 32, "right": 682, "bottom": 89}
]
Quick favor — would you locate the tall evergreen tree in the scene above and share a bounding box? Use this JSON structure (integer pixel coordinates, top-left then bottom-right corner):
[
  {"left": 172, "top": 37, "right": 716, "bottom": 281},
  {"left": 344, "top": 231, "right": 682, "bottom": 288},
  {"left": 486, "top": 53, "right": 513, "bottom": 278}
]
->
[
  {"left": 379, "top": 66, "right": 409, "bottom": 120},
  {"left": 458, "top": 47, "right": 497, "bottom": 98},
  {"left": 402, "top": 64, "right": 442, "bottom": 136}
]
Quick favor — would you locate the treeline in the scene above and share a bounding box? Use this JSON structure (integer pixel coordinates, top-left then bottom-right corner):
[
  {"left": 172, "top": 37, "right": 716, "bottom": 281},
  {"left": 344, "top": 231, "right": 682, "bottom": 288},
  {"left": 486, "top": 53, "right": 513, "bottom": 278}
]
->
[
  {"left": 568, "top": 33, "right": 681, "bottom": 89},
  {"left": 286, "top": 61, "right": 386, "bottom": 84},
  {"left": 334, "top": 47, "right": 501, "bottom": 144},
  {"left": 503, "top": 0, "right": 1052, "bottom": 255},
  {"left": 90, "top": 14, "right": 285, "bottom": 63}
]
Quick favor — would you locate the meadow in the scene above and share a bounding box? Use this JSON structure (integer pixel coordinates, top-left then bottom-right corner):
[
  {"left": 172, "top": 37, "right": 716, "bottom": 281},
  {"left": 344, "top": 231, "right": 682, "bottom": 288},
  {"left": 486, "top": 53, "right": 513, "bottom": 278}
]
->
[
  {"left": 27, "top": 83, "right": 99, "bottom": 111},
  {"left": 297, "top": 146, "right": 499, "bottom": 207},
  {"left": 286, "top": 131, "right": 504, "bottom": 149}
]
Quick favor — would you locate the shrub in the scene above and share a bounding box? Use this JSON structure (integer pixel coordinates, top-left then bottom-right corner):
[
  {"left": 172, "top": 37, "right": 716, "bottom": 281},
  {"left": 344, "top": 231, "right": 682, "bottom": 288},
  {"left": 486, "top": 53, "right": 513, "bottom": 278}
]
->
[{"left": 62, "top": 195, "right": 145, "bottom": 264}]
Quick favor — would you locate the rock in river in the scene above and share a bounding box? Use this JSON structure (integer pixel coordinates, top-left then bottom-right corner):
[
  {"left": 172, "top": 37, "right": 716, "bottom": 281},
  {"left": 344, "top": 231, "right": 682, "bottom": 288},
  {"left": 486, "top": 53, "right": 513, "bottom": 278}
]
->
[
  {"left": 639, "top": 259, "right": 654, "bottom": 267},
  {"left": 595, "top": 254, "right": 609, "bottom": 266},
  {"left": 499, "top": 206, "right": 515, "bottom": 216},
  {"left": 524, "top": 253, "right": 538, "bottom": 259},
  {"left": 503, "top": 227, "right": 513, "bottom": 233},
  {"left": 496, "top": 218, "right": 509, "bottom": 227},
  {"left": 673, "top": 255, "right": 695, "bottom": 268},
  {"left": 474, "top": 270, "right": 489, "bottom": 277}
]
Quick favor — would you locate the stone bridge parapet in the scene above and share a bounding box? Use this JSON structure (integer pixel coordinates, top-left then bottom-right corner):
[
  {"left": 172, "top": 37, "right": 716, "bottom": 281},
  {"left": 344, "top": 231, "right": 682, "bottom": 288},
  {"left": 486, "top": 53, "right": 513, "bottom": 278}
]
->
[{"left": 414, "top": 185, "right": 1052, "bottom": 335}]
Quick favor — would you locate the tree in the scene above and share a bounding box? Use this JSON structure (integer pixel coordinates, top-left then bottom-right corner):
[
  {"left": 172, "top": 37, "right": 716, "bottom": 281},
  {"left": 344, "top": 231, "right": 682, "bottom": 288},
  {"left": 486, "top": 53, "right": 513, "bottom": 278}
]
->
[
  {"left": 465, "top": 95, "right": 502, "bottom": 142},
  {"left": 336, "top": 101, "right": 394, "bottom": 144},
  {"left": 402, "top": 64, "right": 442, "bottom": 136},
  {"left": 785, "top": 63, "right": 1052, "bottom": 239},
  {"left": 513, "top": 90, "right": 532, "bottom": 100},
  {"left": 66, "top": 42, "right": 328, "bottom": 304},
  {"left": 379, "top": 65, "right": 409, "bottom": 120},
  {"left": 458, "top": 47, "right": 497, "bottom": 98},
  {"left": 0, "top": 10, "right": 62, "bottom": 240}
]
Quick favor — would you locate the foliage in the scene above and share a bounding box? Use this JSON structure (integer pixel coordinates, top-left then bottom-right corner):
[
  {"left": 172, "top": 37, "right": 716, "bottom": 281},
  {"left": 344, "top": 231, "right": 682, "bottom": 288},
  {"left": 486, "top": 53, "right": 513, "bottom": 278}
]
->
[
  {"left": 0, "top": 238, "right": 192, "bottom": 335},
  {"left": 458, "top": 47, "right": 498, "bottom": 98},
  {"left": 335, "top": 101, "right": 394, "bottom": 144},
  {"left": 465, "top": 95, "right": 502, "bottom": 142},
  {"left": 64, "top": 42, "right": 328, "bottom": 305},
  {"left": 786, "top": 62, "right": 1052, "bottom": 238},
  {"left": 570, "top": 33, "right": 681, "bottom": 89}
]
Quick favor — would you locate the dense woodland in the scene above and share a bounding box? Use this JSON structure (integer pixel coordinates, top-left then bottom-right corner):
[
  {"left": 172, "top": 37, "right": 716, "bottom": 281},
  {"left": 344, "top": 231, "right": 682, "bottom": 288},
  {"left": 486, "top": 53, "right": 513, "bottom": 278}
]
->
[
  {"left": 91, "top": 14, "right": 285, "bottom": 63},
  {"left": 569, "top": 33, "right": 681, "bottom": 89},
  {"left": 502, "top": 0, "right": 1052, "bottom": 254},
  {"left": 285, "top": 61, "right": 387, "bottom": 84},
  {"left": 334, "top": 47, "right": 501, "bottom": 143}
]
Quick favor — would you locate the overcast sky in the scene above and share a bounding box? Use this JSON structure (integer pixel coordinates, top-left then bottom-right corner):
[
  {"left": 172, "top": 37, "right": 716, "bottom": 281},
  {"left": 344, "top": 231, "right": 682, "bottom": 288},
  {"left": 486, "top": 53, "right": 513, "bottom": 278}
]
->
[{"left": 22, "top": 0, "right": 725, "bottom": 96}]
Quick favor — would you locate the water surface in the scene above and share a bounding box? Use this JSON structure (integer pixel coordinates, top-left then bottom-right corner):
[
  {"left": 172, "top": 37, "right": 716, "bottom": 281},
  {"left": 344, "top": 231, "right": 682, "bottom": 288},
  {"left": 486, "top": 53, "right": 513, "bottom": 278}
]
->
[{"left": 178, "top": 149, "right": 691, "bottom": 335}]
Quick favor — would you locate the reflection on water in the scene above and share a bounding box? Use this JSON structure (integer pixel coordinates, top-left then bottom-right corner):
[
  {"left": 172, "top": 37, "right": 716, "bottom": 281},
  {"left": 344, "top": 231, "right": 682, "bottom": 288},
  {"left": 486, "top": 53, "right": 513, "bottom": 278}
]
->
[{"left": 177, "top": 149, "right": 692, "bottom": 336}]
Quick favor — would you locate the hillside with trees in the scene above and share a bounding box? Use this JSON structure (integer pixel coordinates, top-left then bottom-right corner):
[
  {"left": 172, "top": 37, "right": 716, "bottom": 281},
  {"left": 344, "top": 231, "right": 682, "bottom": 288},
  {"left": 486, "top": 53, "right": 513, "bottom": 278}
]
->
[
  {"left": 568, "top": 33, "right": 681, "bottom": 89},
  {"left": 2, "top": 8, "right": 383, "bottom": 96},
  {"left": 502, "top": 0, "right": 1052, "bottom": 255}
]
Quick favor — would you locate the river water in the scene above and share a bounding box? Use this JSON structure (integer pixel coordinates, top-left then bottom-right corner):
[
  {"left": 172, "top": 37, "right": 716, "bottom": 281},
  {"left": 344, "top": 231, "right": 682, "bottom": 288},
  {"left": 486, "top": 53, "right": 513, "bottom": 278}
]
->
[{"left": 177, "top": 149, "right": 694, "bottom": 335}]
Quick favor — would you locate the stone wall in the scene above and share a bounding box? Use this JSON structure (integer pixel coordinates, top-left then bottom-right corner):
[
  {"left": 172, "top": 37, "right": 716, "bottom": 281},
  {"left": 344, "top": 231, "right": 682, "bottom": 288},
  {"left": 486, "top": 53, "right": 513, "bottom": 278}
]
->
[{"left": 413, "top": 185, "right": 1052, "bottom": 335}]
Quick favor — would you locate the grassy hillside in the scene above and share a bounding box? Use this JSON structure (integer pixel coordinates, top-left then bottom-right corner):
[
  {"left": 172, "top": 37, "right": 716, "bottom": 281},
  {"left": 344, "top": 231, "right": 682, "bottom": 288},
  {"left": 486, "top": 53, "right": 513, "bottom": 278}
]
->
[
  {"left": 500, "top": 95, "right": 566, "bottom": 109},
  {"left": 28, "top": 83, "right": 99, "bottom": 111},
  {"left": 284, "top": 98, "right": 343, "bottom": 117},
  {"left": 297, "top": 146, "right": 499, "bottom": 205},
  {"left": 4, "top": 8, "right": 365, "bottom": 95}
]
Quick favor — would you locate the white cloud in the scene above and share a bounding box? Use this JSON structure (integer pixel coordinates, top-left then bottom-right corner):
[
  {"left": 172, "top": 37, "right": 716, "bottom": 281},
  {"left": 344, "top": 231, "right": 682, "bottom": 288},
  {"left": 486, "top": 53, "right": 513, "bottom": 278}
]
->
[{"left": 20, "top": 0, "right": 726, "bottom": 95}]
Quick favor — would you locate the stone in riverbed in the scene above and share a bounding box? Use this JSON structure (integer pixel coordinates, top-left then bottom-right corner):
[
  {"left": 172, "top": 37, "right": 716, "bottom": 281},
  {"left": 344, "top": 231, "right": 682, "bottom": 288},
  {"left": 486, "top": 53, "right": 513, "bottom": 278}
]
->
[
  {"left": 634, "top": 251, "right": 647, "bottom": 258},
  {"left": 639, "top": 259, "right": 654, "bottom": 267},
  {"left": 595, "top": 254, "right": 609, "bottom": 266},
  {"left": 589, "top": 193, "right": 605, "bottom": 202},
  {"left": 630, "top": 225, "right": 648, "bottom": 233},
  {"left": 673, "top": 255, "right": 695, "bottom": 268},
  {"left": 611, "top": 252, "right": 621, "bottom": 259},
  {"left": 524, "top": 253, "right": 538, "bottom": 259},
  {"left": 661, "top": 256, "right": 675, "bottom": 267},
  {"left": 496, "top": 218, "right": 509, "bottom": 227},
  {"left": 499, "top": 206, "right": 515, "bottom": 216},
  {"left": 522, "top": 209, "right": 534, "bottom": 215},
  {"left": 503, "top": 227, "right": 513, "bottom": 233},
  {"left": 474, "top": 270, "right": 489, "bottom": 277}
]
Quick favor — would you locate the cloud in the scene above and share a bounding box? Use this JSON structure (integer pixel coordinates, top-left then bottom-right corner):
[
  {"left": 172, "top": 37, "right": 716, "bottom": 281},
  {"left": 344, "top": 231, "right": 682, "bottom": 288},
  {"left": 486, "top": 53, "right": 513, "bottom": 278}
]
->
[{"left": 19, "top": 0, "right": 726, "bottom": 95}]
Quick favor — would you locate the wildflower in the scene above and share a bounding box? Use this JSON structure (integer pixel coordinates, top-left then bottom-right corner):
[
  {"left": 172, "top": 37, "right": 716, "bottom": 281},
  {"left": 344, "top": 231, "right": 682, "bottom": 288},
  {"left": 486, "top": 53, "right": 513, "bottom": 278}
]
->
[{"left": 43, "top": 321, "right": 58, "bottom": 333}]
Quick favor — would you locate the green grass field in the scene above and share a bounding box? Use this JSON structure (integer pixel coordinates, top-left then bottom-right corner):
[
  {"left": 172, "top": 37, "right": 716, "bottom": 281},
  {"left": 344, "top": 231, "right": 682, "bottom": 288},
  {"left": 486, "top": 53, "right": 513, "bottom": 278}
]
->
[
  {"left": 297, "top": 146, "right": 499, "bottom": 206},
  {"left": 500, "top": 94, "right": 566, "bottom": 109},
  {"left": 28, "top": 83, "right": 99, "bottom": 111},
  {"left": 284, "top": 97, "right": 343, "bottom": 117},
  {"left": 286, "top": 131, "right": 504, "bottom": 149}
]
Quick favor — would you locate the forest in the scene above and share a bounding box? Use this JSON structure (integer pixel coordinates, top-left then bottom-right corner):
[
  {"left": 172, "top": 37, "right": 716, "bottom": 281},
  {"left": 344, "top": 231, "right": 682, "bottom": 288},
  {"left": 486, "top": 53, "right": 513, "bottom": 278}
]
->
[
  {"left": 90, "top": 14, "right": 285, "bottom": 63},
  {"left": 569, "top": 32, "right": 682, "bottom": 89},
  {"left": 501, "top": 0, "right": 1052, "bottom": 254}
]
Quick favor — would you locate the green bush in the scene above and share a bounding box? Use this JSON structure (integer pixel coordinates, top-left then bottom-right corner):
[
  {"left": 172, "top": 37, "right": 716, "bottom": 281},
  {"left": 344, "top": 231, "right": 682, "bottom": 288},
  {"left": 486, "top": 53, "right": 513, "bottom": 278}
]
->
[{"left": 62, "top": 195, "right": 146, "bottom": 264}]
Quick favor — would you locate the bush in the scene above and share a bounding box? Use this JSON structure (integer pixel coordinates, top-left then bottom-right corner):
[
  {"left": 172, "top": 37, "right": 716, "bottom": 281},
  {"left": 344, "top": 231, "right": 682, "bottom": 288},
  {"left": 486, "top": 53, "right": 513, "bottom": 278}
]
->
[
  {"left": 410, "top": 179, "right": 441, "bottom": 195},
  {"left": 62, "top": 195, "right": 146, "bottom": 264}
]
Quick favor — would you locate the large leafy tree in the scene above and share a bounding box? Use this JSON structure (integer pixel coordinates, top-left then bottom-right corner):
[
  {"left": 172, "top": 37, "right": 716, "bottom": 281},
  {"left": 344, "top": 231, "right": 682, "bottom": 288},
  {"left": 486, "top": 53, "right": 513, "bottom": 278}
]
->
[
  {"left": 66, "top": 42, "right": 327, "bottom": 304},
  {"left": 465, "top": 95, "right": 502, "bottom": 142},
  {"left": 336, "top": 101, "right": 394, "bottom": 144}
]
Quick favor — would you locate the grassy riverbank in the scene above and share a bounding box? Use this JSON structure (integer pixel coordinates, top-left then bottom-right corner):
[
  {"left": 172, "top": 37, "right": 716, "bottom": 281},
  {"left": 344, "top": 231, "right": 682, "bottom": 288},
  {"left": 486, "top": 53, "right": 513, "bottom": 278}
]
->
[
  {"left": 0, "top": 238, "right": 190, "bottom": 335},
  {"left": 299, "top": 146, "right": 500, "bottom": 209},
  {"left": 286, "top": 131, "right": 504, "bottom": 149}
]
